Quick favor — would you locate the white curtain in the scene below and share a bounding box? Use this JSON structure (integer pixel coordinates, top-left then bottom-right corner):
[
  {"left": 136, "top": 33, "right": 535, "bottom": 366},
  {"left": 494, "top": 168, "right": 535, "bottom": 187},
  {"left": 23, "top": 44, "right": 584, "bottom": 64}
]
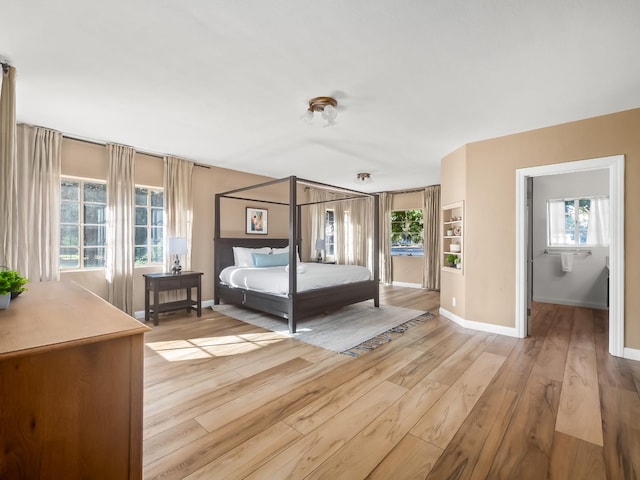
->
[
  {"left": 308, "top": 188, "right": 331, "bottom": 261},
  {"left": 422, "top": 185, "right": 440, "bottom": 290},
  {"left": 0, "top": 65, "right": 17, "bottom": 268},
  {"left": 587, "top": 197, "right": 609, "bottom": 246},
  {"left": 548, "top": 199, "right": 567, "bottom": 245},
  {"left": 334, "top": 197, "right": 374, "bottom": 271},
  {"left": 163, "top": 156, "right": 194, "bottom": 271},
  {"left": 379, "top": 192, "right": 393, "bottom": 284},
  {"left": 106, "top": 144, "right": 135, "bottom": 315},
  {"left": 14, "top": 124, "right": 62, "bottom": 281}
]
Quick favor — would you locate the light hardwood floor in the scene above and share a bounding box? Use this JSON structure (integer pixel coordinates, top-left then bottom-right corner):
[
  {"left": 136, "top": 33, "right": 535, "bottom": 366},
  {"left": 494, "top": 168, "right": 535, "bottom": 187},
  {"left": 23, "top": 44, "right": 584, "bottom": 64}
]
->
[{"left": 142, "top": 286, "right": 640, "bottom": 479}]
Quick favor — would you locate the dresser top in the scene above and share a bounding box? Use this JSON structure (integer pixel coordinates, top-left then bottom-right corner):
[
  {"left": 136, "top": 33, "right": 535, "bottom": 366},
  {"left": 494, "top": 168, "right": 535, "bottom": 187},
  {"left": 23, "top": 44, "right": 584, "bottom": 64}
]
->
[{"left": 0, "top": 281, "right": 150, "bottom": 360}]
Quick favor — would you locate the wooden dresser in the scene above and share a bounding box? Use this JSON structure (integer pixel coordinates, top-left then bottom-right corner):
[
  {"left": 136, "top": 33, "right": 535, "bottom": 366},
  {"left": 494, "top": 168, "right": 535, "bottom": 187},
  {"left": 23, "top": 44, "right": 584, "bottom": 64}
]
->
[{"left": 0, "top": 281, "right": 150, "bottom": 480}]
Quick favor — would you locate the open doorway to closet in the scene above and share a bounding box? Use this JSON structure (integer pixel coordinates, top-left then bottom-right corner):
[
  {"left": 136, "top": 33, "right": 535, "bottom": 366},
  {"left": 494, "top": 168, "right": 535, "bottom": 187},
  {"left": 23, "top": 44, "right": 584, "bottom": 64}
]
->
[{"left": 515, "top": 155, "right": 625, "bottom": 357}]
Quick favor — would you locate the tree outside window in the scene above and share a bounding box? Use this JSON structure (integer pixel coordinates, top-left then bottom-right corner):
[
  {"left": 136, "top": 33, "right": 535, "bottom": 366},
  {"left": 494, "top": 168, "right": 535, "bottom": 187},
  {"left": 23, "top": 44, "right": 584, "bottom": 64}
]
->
[{"left": 391, "top": 209, "right": 424, "bottom": 256}]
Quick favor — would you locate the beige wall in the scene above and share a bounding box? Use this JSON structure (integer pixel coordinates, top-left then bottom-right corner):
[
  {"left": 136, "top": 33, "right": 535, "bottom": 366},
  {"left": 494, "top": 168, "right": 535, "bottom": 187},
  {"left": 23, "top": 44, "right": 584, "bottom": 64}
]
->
[
  {"left": 59, "top": 138, "right": 289, "bottom": 314},
  {"left": 441, "top": 108, "right": 640, "bottom": 349},
  {"left": 440, "top": 145, "right": 467, "bottom": 318}
]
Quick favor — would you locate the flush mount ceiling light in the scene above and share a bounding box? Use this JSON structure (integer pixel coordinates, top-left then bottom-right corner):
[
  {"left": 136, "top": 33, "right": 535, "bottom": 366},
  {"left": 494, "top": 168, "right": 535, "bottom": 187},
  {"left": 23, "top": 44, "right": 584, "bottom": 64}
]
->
[
  {"left": 355, "top": 172, "right": 372, "bottom": 184},
  {"left": 304, "top": 96, "right": 338, "bottom": 126}
]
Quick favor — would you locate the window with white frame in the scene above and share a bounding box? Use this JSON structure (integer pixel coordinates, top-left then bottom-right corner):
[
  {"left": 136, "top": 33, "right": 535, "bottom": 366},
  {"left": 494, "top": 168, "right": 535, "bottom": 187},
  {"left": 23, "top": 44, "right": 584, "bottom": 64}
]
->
[
  {"left": 391, "top": 209, "right": 424, "bottom": 256},
  {"left": 547, "top": 196, "right": 609, "bottom": 246},
  {"left": 60, "top": 179, "right": 164, "bottom": 269},
  {"left": 325, "top": 209, "right": 335, "bottom": 257},
  {"left": 135, "top": 187, "right": 164, "bottom": 265},
  {"left": 60, "top": 178, "right": 107, "bottom": 269}
]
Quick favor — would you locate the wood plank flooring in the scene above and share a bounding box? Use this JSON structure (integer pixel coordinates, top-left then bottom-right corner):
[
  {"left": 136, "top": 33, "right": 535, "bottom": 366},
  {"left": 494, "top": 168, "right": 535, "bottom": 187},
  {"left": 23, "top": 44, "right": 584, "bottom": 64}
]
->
[{"left": 143, "top": 287, "right": 640, "bottom": 480}]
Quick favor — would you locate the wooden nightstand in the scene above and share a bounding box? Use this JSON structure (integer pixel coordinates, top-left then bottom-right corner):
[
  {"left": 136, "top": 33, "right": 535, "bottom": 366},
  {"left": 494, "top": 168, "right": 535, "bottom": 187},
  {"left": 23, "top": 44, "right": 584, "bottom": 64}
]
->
[{"left": 143, "top": 271, "right": 203, "bottom": 326}]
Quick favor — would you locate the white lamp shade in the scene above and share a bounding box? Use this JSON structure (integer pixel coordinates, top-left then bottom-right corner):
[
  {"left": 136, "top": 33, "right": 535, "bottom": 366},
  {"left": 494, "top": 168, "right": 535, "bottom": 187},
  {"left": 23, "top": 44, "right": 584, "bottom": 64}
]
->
[
  {"left": 315, "top": 239, "right": 325, "bottom": 250},
  {"left": 168, "top": 237, "right": 188, "bottom": 255}
]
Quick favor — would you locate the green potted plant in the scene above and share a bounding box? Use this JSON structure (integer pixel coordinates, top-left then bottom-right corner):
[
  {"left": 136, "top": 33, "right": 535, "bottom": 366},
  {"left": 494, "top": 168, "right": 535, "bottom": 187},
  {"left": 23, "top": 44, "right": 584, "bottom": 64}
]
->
[
  {"left": 446, "top": 254, "right": 458, "bottom": 267},
  {"left": 0, "top": 268, "right": 29, "bottom": 308}
]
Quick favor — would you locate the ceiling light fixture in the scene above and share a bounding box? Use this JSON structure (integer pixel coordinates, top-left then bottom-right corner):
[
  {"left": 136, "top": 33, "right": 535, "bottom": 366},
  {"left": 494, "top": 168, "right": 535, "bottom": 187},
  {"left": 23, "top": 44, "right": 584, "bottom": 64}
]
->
[
  {"left": 355, "top": 172, "right": 372, "bottom": 185},
  {"left": 304, "top": 96, "right": 338, "bottom": 126}
]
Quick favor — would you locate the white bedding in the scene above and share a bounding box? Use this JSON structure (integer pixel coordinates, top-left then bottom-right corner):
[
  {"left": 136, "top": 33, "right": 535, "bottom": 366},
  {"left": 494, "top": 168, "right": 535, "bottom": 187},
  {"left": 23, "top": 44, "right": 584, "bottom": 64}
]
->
[{"left": 219, "top": 262, "right": 372, "bottom": 296}]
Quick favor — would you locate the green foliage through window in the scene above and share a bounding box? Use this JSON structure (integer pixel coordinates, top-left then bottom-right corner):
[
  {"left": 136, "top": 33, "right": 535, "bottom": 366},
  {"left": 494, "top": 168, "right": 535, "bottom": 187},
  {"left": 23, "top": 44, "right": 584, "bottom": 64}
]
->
[{"left": 391, "top": 209, "right": 424, "bottom": 256}]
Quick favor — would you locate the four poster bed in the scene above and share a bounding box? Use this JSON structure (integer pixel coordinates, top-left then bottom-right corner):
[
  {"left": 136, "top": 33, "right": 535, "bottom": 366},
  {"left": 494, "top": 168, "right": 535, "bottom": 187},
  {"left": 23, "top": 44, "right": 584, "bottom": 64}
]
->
[{"left": 214, "top": 176, "right": 379, "bottom": 333}]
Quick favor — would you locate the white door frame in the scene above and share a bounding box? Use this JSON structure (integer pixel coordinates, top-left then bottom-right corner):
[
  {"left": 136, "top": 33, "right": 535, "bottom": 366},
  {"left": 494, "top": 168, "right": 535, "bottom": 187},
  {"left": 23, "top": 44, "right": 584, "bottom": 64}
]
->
[{"left": 515, "top": 155, "right": 625, "bottom": 357}]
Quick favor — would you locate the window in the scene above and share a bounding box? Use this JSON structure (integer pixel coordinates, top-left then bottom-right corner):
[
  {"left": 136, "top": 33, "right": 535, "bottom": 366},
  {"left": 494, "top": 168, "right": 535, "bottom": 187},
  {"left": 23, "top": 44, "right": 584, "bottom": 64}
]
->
[
  {"left": 135, "top": 187, "right": 164, "bottom": 265},
  {"left": 60, "top": 179, "right": 164, "bottom": 269},
  {"left": 325, "top": 209, "right": 335, "bottom": 256},
  {"left": 391, "top": 209, "right": 424, "bottom": 256},
  {"left": 547, "top": 196, "right": 609, "bottom": 246},
  {"left": 60, "top": 179, "right": 107, "bottom": 269}
]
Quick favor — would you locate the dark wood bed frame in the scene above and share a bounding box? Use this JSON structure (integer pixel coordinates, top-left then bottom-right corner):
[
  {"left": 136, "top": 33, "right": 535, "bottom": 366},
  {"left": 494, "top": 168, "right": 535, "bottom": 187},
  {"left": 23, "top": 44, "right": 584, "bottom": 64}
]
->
[{"left": 214, "top": 176, "right": 379, "bottom": 333}]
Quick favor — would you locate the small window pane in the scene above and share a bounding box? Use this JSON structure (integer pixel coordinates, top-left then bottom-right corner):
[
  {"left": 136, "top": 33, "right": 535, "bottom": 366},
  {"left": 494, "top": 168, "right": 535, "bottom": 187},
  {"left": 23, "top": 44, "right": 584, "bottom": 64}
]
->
[
  {"left": 135, "top": 246, "right": 148, "bottom": 265},
  {"left": 151, "top": 191, "right": 163, "bottom": 207},
  {"left": 84, "top": 183, "right": 106, "bottom": 203},
  {"left": 135, "top": 187, "right": 148, "bottom": 206},
  {"left": 84, "top": 204, "right": 106, "bottom": 224},
  {"left": 60, "top": 247, "right": 79, "bottom": 269},
  {"left": 151, "top": 246, "right": 163, "bottom": 263},
  {"left": 84, "top": 226, "right": 106, "bottom": 246},
  {"left": 84, "top": 247, "right": 105, "bottom": 268},
  {"left": 60, "top": 225, "right": 79, "bottom": 247},
  {"left": 151, "top": 227, "right": 163, "bottom": 245},
  {"left": 61, "top": 181, "right": 79, "bottom": 201},
  {"left": 135, "top": 226, "right": 148, "bottom": 246},
  {"left": 61, "top": 202, "right": 79, "bottom": 223},
  {"left": 151, "top": 208, "right": 163, "bottom": 226},
  {"left": 135, "top": 207, "right": 148, "bottom": 226}
]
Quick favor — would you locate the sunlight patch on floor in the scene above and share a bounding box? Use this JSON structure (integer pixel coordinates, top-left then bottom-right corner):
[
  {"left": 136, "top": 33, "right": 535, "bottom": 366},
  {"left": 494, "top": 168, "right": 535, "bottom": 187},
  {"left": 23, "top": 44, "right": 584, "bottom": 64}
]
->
[{"left": 145, "top": 333, "right": 286, "bottom": 361}]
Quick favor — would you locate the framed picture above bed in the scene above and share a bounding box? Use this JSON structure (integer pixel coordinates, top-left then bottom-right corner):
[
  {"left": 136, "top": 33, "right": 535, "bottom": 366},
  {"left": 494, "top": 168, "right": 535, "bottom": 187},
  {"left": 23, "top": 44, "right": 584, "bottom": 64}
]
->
[{"left": 246, "top": 207, "right": 268, "bottom": 234}]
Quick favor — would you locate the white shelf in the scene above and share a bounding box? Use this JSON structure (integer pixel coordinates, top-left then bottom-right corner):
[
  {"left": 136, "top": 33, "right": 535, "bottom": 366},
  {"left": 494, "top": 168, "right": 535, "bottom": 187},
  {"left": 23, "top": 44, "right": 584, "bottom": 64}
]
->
[{"left": 442, "top": 201, "right": 464, "bottom": 274}]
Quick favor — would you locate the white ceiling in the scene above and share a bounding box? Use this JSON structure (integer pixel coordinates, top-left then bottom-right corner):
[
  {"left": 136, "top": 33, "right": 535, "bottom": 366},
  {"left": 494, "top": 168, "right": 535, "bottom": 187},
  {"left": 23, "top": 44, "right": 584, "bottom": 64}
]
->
[{"left": 2, "top": 0, "right": 639, "bottom": 192}]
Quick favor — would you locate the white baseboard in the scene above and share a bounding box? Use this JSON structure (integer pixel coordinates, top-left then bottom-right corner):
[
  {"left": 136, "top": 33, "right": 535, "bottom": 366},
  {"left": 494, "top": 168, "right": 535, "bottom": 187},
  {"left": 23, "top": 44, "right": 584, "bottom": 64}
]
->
[
  {"left": 439, "top": 307, "right": 520, "bottom": 338},
  {"left": 532, "top": 296, "right": 608, "bottom": 310},
  {"left": 623, "top": 347, "right": 640, "bottom": 361},
  {"left": 134, "top": 299, "right": 215, "bottom": 322},
  {"left": 391, "top": 282, "right": 423, "bottom": 289}
]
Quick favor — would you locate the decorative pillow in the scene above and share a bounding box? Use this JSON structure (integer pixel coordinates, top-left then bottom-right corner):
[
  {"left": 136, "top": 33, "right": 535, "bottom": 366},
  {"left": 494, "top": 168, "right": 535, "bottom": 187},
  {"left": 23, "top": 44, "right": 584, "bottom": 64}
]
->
[
  {"left": 233, "top": 246, "right": 271, "bottom": 267},
  {"left": 252, "top": 252, "right": 289, "bottom": 267}
]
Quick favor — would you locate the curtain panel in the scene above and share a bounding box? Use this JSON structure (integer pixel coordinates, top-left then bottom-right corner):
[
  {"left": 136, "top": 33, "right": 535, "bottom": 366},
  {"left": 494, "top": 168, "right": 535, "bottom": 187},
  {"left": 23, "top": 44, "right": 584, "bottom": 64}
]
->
[
  {"left": 379, "top": 192, "right": 393, "bottom": 284},
  {"left": 14, "top": 124, "right": 62, "bottom": 281},
  {"left": 163, "top": 156, "right": 194, "bottom": 272},
  {"left": 106, "top": 144, "right": 135, "bottom": 315},
  {"left": 0, "top": 65, "right": 17, "bottom": 268},
  {"left": 422, "top": 185, "right": 441, "bottom": 290},
  {"left": 308, "top": 188, "right": 332, "bottom": 261}
]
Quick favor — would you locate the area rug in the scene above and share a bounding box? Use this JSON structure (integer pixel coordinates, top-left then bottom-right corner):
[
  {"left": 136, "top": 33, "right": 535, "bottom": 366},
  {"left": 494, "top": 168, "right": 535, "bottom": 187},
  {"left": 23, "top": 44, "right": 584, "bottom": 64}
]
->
[{"left": 210, "top": 302, "right": 433, "bottom": 355}]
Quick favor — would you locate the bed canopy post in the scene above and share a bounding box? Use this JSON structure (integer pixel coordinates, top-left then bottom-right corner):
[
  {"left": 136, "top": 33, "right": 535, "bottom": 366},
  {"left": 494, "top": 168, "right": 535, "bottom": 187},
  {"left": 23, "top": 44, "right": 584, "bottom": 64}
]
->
[
  {"left": 373, "top": 193, "right": 380, "bottom": 307},
  {"left": 288, "top": 175, "right": 298, "bottom": 333},
  {"left": 214, "top": 193, "right": 221, "bottom": 304}
]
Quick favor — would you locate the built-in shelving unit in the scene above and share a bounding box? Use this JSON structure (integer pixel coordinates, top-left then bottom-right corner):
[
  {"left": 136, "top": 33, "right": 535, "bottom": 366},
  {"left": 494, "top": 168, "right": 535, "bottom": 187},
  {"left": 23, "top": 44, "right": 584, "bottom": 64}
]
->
[{"left": 442, "top": 201, "right": 464, "bottom": 274}]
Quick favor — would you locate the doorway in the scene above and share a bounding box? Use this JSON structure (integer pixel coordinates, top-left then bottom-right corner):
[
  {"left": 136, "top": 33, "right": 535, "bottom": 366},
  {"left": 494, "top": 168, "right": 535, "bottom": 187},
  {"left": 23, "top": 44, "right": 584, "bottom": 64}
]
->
[{"left": 515, "top": 155, "right": 624, "bottom": 357}]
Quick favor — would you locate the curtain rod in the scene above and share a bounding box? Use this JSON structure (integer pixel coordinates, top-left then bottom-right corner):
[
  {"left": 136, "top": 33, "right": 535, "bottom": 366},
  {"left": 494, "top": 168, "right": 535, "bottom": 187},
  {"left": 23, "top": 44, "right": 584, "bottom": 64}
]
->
[
  {"left": 62, "top": 134, "right": 211, "bottom": 168},
  {"left": 388, "top": 184, "right": 440, "bottom": 195}
]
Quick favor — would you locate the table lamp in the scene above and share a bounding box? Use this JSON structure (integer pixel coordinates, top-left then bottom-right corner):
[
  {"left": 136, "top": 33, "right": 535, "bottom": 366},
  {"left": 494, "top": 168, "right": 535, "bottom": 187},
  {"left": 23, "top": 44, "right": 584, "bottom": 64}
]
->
[
  {"left": 315, "top": 239, "right": 325, "bottom": 263},
  {"left": 168, "top": 237, "right": 188, "bottom": 274}
]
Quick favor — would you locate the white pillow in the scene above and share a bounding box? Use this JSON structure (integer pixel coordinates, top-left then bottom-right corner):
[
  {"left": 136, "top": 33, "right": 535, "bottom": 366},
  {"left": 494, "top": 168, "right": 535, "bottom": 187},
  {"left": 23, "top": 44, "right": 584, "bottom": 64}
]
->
[
  {"left": 233, "top": 246, "right": 271, "bottom": 267},
  {"left": 272, "top": 245, "right": 301, "bottom": 263}
]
